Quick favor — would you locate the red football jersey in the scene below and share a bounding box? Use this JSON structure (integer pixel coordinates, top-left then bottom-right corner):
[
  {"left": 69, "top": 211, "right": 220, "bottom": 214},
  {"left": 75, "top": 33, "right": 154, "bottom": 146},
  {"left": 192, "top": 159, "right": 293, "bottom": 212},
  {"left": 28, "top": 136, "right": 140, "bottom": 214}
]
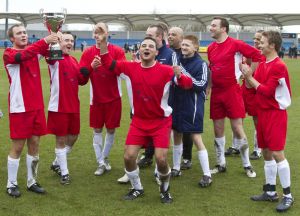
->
[
  {"left": 100, "top": 53, "right": 192, "bottom": 130},
  {"left": 47, "top": 54, "right": 85, "bottom": 113},
  {"left": 208, "top": 37, "right": 262, "bottom": 89},
  {"left": 3, "top": 39, "right": 48, "bottom": 113},
  {"left": 79, "top": 44, "right": 126, "bottom": 104},
  {"left": 254, "top": 57, "right": 291, "bottom": 110}
]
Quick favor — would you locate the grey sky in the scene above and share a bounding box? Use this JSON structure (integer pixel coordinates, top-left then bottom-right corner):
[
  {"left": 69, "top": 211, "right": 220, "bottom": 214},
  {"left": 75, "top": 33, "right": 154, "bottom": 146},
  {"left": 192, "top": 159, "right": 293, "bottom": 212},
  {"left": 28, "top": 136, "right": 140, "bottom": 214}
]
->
[
  {"left": 1, "top": 0, "right": 300, "bottom": 32},
  {"left": 2, "top": 0, "right": 299, "bottom": 14}
]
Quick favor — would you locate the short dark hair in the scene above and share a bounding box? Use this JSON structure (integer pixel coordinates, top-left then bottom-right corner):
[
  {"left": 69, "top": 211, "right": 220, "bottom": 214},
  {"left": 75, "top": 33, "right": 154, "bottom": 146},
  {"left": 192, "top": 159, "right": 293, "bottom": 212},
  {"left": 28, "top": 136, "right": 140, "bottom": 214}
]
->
[
  {"left": 142, "top": 36, "right": 158, "bottom": 50},
  {"left": 62, "top": 31, "right": 75, "bottom": 39},
  {"left": 262, "top": 31, "right": 282, "bottom": 53},
  {"left": 213, "top": 17, "right": 229, "bottom": 33},
  {"left": 7, "top": 24, "right": 25, "bottom": 40}
]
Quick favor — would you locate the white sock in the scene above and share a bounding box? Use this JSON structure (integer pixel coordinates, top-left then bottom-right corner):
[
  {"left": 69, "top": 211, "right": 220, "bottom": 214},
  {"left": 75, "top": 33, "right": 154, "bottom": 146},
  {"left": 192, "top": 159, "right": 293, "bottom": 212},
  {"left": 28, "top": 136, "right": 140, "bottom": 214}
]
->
[
  {"left": 103, "top": 132, "right": 115, "bottom": 158},
  {"left": 55, "top": 148, "right": 69, "bottom": 176},
  {"left": 158, "top": 168, "right": 171, "bottom": 192},
  {"left": 126, "top": 168, "right": 143, "bottom": 190},
  {"left": 53, "top": 145, "right": 72, "bottom": 166},
  {"left": 173, "top": 143, "right": 183, "bottom": 170},
  {"left": 232, "top": 134, "right": 238, "bottom": 149},
  {"left": 277, "top": 159, "right": 291, "bottom": 189},
  {"left": 26, "top": 154, "right": 39, "bottom": 187},
  {"left": 154, "top": 164, "right": 158, "bottom": 175},
  {"left": 236, "top": 138, "right": 251, "bottom": 167},
  {"left": 284, "top": 193, "right": 293, "bottom": 198},
  {"left": 7, "top": 156, "right": 20, "bottom": 188},
  {"left": 264, "top": 160, "right": 277, "bottom": 185},
  {"left": 93, "top": 132, "right": 104, "bottom": 165},
  {"left": 256, "top": 148, "right": 261, "bottom": 155},
  {"left": 233, "top": 138, "right": 238, "bottom": 149},
  {"left": 253, "top": 130, "right": 261, "bottom": 153},
  {"left": 65, "top": 145, "right": 72, "bottom": 154},
  {"left": 52, "top": 157, "right": 58, "bottom": 166},
  {"left": 214, "top": 137, "right": 226, "bottom": 166},
  {"left": 198, "top": 150, "right": 211, "bottom": 177}
]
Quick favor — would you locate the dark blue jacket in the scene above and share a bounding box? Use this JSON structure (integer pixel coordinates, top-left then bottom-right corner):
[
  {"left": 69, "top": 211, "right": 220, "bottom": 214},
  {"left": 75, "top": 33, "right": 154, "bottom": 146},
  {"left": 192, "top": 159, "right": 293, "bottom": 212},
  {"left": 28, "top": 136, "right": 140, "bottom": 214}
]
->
[
  {"left": 172, "top": 52, "right": 209, "bottom": 133},
  {"left": 155, "top": 41, "right": 178, "bottom": 107},
  {"left": 156, "top": 41, "right": 177, "bottom": 66}
]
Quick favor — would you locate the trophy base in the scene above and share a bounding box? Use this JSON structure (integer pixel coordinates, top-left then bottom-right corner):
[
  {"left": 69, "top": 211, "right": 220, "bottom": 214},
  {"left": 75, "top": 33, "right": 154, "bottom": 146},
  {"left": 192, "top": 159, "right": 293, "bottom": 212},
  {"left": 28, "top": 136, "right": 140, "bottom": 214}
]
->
[
  {"left": 48, "top": 56, "right": 64, "bottom": 60},
  {"left": 49, "top": 49, "right": 64, "bottom": 61}
]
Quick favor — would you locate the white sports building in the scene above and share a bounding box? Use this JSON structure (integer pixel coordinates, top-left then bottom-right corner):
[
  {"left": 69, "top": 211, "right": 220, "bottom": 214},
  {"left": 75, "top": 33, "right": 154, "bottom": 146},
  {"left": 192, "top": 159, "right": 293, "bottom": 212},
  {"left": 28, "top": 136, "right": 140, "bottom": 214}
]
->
[{"left": 1, "top": 12, "right": 299, "bottom": 51}]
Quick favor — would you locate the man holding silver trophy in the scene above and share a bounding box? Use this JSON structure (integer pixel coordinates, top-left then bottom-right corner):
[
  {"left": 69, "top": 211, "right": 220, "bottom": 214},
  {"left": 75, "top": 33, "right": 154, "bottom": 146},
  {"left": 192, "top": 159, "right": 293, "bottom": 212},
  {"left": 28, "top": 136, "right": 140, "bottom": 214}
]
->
[
  {"left": 3, "top": 24, "right": 59, "bottom": 198},
  {"left": 40, "top": 9, "right": 81, "bottom": 185}
]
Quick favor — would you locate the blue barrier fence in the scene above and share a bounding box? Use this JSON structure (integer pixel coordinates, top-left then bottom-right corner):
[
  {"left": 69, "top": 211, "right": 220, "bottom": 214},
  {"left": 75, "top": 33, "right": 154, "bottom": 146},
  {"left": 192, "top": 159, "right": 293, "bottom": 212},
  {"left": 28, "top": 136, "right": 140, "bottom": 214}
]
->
[{"left": 1, "top": 38, "right": 299, "bottom": 52}]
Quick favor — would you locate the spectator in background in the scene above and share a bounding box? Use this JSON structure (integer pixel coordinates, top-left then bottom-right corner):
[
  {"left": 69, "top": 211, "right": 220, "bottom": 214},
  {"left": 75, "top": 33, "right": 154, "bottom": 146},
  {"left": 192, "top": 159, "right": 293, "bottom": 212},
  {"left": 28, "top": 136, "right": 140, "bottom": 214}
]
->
[
  {"left": 4, "top": 40, "right": 8, "bottom": 49},
  {"left": 29, "top": 34, "right": 39, "bottom": 44},
  {"left": 278, "top": 46, "right": 285, "bottom": 58},
  {"left": 292, "top": 44, "right": 297, "bottom": 59},
  {"left": 134, "top": 43, "right": 138, "bottom": 52},
  {"left": 124, "top": 42, "right": 129, "bottom": 53},
  {"left": 288, "top": 46, "right": 293, "bottom": 58},
  {"left": 81, "top": 41, "right": 87, "bottom": 52},
  {"left": 73, "top": 35, "right": 77, "bottom": 51}
]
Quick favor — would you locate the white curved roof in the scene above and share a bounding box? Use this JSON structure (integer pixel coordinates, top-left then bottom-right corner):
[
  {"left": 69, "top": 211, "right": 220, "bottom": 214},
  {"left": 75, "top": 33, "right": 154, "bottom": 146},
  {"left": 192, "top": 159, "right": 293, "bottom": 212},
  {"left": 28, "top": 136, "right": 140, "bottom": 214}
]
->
[{"left": 1, "top": 13, "right": 300, "bottom": 30}]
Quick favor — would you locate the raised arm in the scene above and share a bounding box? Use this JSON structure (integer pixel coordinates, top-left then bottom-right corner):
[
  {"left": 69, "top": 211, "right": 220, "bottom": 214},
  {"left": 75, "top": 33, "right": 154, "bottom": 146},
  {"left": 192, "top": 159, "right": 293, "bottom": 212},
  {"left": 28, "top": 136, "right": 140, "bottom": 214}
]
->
[
  {"left": 3, "top": 33, "right": 58, "bottom": 64},
  {"left": 96, "top": 24, "right": 130, "bottom": 76},
  {"left": 238, "top": 40, "right": 262, "bottom": 66}
]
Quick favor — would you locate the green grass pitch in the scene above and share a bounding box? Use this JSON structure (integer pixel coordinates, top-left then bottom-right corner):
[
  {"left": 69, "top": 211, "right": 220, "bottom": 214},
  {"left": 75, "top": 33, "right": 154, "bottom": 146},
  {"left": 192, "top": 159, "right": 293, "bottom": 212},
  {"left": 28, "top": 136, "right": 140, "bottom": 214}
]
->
[{"left": 0, "top": 49, "right": 299, "bottom": 215}]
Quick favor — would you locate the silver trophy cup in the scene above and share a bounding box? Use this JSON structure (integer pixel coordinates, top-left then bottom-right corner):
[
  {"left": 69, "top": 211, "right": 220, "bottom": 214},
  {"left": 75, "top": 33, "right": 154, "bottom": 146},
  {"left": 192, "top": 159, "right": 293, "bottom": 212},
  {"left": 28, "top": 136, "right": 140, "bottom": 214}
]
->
[{"left": 40, "top": 8, "right": 67, "bottom": 60}]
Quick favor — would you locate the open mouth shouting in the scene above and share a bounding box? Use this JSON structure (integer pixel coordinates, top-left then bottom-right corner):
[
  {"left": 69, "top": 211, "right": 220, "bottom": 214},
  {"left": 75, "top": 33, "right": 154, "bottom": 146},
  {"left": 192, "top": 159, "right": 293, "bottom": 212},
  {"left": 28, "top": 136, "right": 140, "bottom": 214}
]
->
[{"left": 143, "top": 51, "right": 150, "bottom": 57}]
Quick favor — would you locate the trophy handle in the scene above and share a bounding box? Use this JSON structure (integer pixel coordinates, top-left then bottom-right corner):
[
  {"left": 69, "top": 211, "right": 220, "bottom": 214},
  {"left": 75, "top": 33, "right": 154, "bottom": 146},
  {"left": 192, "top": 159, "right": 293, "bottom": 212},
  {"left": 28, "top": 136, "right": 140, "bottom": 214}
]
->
[
  {"left": 62, "top": 8, "right": 67, "bottom": 22},
  {"left": 39, "top": 8, "right": 44, "bottom": 19}
]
